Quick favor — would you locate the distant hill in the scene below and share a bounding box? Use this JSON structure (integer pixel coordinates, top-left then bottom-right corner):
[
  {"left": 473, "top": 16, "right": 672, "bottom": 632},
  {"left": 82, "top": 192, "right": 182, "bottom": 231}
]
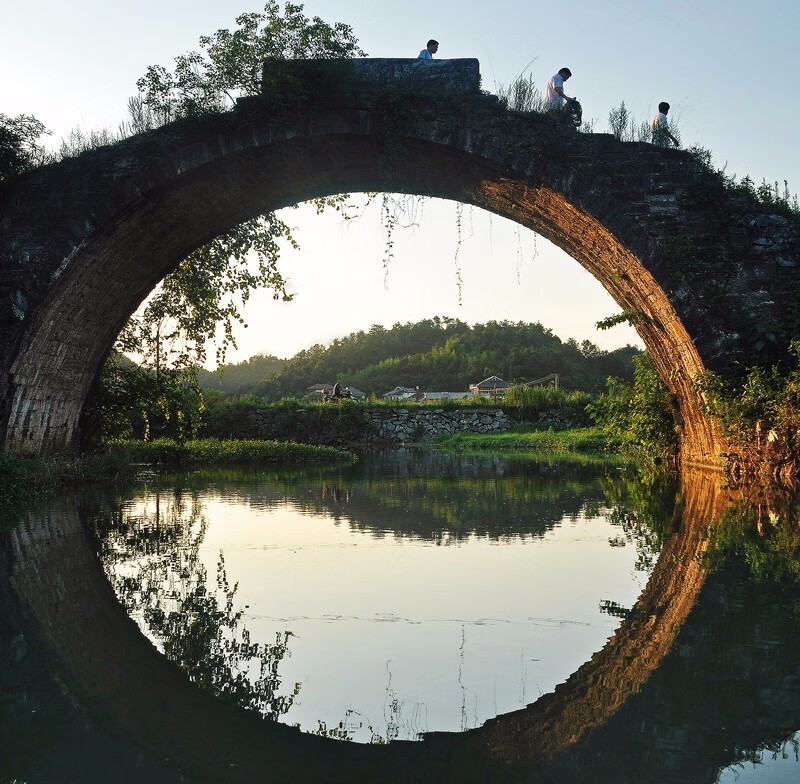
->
[
  {"left": 199, "top": 318, "right": 641, "bottom": 399},
  {"left": 197, "top": 353, "right": 286, "bottom": 394}
]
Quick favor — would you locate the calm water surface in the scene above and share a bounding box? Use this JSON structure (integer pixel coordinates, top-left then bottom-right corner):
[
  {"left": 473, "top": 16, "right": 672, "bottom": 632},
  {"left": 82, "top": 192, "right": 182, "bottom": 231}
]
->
[
  {"left": 100, "top": 451, "right": 654, "bottom": 743},
  {"left": 3, "top": 450, "right": 800, "bottom": 783}
]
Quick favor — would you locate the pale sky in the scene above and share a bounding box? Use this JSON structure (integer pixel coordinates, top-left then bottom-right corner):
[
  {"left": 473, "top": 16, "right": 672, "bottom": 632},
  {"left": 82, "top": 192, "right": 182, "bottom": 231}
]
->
[{"left": 4, "top": 0, "right": 799, "bottom": 366}]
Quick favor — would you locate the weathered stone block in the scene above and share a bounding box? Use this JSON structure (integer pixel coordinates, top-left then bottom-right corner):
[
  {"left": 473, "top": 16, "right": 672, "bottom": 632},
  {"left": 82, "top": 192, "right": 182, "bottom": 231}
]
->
[{"left": 261, "top": 57, "right": 481, "bottom": 95}]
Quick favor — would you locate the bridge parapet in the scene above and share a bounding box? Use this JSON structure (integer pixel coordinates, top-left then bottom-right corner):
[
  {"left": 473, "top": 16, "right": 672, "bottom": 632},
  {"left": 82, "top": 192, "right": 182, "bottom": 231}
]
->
[{"left": 261, "top": 57, "right": 482, "bottom": 94}]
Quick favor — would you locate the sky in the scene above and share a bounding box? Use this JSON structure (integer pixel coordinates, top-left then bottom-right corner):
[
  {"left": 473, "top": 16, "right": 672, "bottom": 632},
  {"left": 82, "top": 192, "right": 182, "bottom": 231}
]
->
[{"left": 3, "top": 0, "right": 799, "bottom": 367}]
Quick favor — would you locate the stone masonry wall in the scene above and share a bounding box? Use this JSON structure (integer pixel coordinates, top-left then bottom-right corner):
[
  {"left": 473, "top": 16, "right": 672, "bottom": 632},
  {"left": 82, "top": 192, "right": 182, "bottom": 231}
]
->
[{"left": 240, "top": 405, "right": 589, "bottom": 450}]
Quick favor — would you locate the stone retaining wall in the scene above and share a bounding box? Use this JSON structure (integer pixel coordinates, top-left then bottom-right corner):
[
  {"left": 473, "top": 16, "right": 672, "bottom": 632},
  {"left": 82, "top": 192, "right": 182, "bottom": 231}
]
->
[{"left": 242, "top": 405, "right": 589, "bottom": 449}]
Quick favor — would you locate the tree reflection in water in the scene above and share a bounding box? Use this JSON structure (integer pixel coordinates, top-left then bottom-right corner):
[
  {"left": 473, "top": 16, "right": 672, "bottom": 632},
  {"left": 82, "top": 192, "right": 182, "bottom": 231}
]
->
[
  {"left": 12, "top": 454, "right": 800, "bottom": 781},
  {"left": 93, "top": 452, "right": 677, "bottom": 741},
  {"left": 96, "top": 493, "right": 299, "bottom": 720}
]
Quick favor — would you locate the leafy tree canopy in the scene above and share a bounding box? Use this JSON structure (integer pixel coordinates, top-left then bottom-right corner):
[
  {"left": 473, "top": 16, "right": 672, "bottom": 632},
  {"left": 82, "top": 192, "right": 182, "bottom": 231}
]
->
[
  {"left": 118, "top": 215, "right": 297, "bottom": 370},
  {"left": 0, "top": 113, "right": 49, "bottom": 182},
  {"left": 119, "top": 3, "right": 364, "bottom": 374},
  {"left": 137, "top": 2, "right": 365, "bottom": 123},
  {"left": 200, "top": 317, "right": 641, "bottom": 399}
]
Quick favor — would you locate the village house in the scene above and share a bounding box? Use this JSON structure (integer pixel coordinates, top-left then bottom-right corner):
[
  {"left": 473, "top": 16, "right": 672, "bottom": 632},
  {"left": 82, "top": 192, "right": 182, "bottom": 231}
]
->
[
  {"left": 383, "top": 386, "right": 419, "bottom": 400},
  {"left": 383, "top": 377, "right": 515, "bottom": 402},
  {"left": 423, "top": 391, "right": 469, "bottom": 401},
  {"left": 469, "top": 375, "right": 513, "bottom": 399},
  {"left": 306, "top": 383, "right": 333, "bottom": 397}
]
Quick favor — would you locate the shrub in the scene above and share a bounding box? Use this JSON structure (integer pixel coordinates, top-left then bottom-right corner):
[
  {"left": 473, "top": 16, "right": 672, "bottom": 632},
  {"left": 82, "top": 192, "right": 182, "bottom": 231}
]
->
[
  {"left": 695, "top": 342, "right": 800, "bottom": 479},
  {"left": 588, "top": 354, "right": 677, "bottom": 464}
]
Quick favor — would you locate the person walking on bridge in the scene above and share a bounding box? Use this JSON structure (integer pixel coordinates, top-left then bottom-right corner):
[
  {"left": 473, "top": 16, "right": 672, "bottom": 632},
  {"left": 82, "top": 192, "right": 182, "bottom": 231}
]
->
[
  {"left": 651, "top": 102, "right": 680, "bottom": 147},
  {"left": 418, "top": 39, "right": 439, "bottom": 59},
  {"left": 545, "top": 67, "right": 576, "bottom": 112}
]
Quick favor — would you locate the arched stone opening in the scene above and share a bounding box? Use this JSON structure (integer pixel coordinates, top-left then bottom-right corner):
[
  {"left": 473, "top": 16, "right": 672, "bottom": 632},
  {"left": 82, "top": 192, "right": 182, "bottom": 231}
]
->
[{"left": 3, "top": 133, "right": 722, "bottom": 463}]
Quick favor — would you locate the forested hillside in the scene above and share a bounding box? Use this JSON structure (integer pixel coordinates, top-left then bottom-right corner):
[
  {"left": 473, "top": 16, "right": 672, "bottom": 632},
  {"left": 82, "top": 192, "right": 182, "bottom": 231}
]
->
[
  {"left": 199, "top": 318, "right": 640, "bottom": 399},
  {"left": 197, "top": 354, "right": 286, "bottom": 394}
]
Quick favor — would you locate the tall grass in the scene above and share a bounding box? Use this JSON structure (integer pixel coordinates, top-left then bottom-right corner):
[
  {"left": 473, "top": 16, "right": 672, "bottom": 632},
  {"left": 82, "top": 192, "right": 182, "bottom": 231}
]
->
[
  {"left": 497, "top": 74, "right": 546, "bottom": 114},
  {"left": 607, "top": 100, "right": 684, "bottom": 146},
  {"left": 504, "top": 384, "right": 592, "bottom": 411},
  {"left": 107, "top": 438, "right": 355, "bottom": 467},
  {"left": 434, "top": 426, "right": 618, "bottom": 454},
  {"left": 0, "top": 439, "right": 353, "bottom": 517}
]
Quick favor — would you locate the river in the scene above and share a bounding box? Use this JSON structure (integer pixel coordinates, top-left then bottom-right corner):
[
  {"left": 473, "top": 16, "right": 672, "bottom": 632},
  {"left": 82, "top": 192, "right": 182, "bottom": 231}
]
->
[{"left": 2, "top": 450, "right": 799, "bottom": 783}]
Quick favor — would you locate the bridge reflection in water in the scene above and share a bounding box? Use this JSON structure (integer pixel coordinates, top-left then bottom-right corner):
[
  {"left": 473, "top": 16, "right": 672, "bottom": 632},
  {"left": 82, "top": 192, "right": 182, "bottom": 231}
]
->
[{"left": 3, "top": 460, "right": 800, "bottom": 783}]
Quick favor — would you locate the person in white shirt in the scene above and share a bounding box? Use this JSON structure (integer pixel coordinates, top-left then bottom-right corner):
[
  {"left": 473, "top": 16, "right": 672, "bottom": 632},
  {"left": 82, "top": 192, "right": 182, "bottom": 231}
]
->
[
  {"left": 545, "top": 67, "right": 575, "bottom": 112},
  {"left": 418, "top": 39, "right": 439, "bottom": 59},
  {"left": 651, "top": 102, "right": 679, "bottom": 147}
]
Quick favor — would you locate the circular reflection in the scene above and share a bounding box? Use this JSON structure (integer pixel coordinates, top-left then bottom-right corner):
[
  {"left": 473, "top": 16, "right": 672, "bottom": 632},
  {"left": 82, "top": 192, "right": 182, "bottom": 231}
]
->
[{"left": 96, "top": 451, "right": 666, "bottom": 742}]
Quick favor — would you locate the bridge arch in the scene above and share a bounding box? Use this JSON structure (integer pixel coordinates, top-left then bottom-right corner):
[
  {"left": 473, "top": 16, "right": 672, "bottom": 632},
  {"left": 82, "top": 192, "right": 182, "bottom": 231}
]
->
[{"left": 2, "top": 61, "right": 798, "bottom": 463}]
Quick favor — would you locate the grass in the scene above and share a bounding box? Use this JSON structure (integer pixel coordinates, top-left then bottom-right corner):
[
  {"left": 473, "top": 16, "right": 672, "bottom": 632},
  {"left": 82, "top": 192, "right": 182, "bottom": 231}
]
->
[
  {"left": 0, "top": 439, "right": 354, "bottom": 516},
  {"left": 108, "top": 438, "right": 355, "bottom": 467},
  {"left": 433, "top": 426, "right": 619, "bottom": 454}
]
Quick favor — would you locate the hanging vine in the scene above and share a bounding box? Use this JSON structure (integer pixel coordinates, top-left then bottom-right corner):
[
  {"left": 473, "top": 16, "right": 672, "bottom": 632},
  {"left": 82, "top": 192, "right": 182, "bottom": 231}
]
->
[
  {"left": 380, "top": 193, "right": 397, "bottom": 288},
  {"left": 453, "top": 202, "right": 464, "bottom": 305}
]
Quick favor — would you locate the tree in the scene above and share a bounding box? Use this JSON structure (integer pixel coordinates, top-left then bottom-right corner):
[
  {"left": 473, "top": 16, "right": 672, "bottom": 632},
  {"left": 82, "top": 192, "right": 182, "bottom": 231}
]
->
[
  {"left": 117, "top": 214, "right": 296, "bottom": 371},
  {"left": 0, "top": 113, "right": 49, "bottom": 182},
  {"left": 84, "top": 352, "right": 204, "bottom": 444},
  {"left": 94, "top": 4, "right": 365, "bottom": 442},
  {"left": 136, "top": 2, "right": 365, "bottom": 123}
]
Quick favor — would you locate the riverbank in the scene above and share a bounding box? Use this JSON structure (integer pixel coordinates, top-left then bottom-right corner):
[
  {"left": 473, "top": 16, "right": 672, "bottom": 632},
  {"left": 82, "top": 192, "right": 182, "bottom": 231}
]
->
[
  {"left": 432, "top": 426, "right": 619, "bottom": 454},
  {"left": 0, "top": 438, "right": 355, "bottom": 512}
]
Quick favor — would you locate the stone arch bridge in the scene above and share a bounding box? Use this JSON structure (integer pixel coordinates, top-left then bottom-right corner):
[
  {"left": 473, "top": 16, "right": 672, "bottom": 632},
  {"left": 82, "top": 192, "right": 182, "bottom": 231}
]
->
[{"left": 1, "top": 59, "right": 799, "bottom": 464}]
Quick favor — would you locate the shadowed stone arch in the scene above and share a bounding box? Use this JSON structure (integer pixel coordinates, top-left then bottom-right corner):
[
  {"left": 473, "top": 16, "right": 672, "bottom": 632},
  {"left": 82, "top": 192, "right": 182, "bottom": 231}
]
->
[{"left": 1, "top": 60, "right": 799, "bottom": 461}]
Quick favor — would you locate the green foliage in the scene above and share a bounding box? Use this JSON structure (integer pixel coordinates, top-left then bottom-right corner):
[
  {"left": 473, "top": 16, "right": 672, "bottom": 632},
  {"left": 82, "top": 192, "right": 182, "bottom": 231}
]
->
[
  {"left": 689, "top": 146, "right": 800, "bottom": 218},
  {"left": 607, "top": 101, "right": 657, "bottom": 144},
  {"left": 0, "top": 113, "right": 49, "bottom": 182},
  {"left": 704, "top": 501, "right": 800, "bottom": 588},
  {"left": 497, "top": 74, "right": 546, "bottom": 114},
  {"left": 595, "top": 309, "right": 643, "bottom": 331},
  {"left": 107, "top": 438, "right": 354, "bottom": 467},
  {"left": 85, "top": 353, "right": 204, "bottom": 443},
  {"left": 136, "top": 2, "right": 365, "bottom": 123},
  {"left": 434, "top": 427, "right": 616, "bottom": 454},
  {"left": 198, "top": 354, "right": 287, "bottom": 393},
  {"left": 117, "top": 214, "right": 296, "bottom": 370},
  {"left": 503, "top": 384, "right": 593, "bottom": 418},
  {"left": 694, "top": 343, "right": 800, "bottom": 476},
  {"left": 205, "top": 318, "right": 640, "bottom": 399},
  {"left": 588, "top": 353, "right": 677, "bottom": 463},
  {"left": 198, "top": 390, "right": 269, "bottom": 439}
]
